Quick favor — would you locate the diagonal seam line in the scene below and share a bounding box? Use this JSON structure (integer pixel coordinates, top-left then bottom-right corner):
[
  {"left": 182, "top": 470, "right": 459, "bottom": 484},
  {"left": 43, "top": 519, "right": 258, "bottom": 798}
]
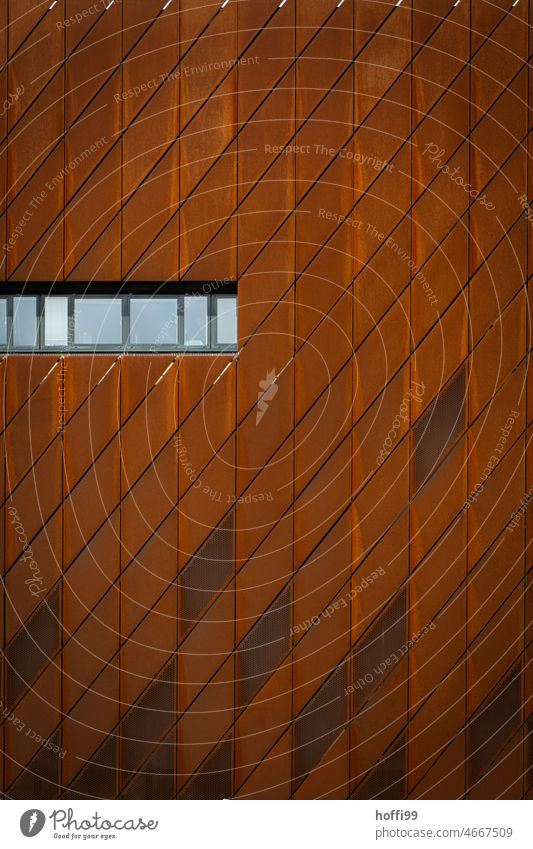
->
[
  {"left": 175, "top": 1, "right": 518, "bottom": 283},
  {"left": 1, "top": 355, "right": 178, "bottom": 548},
  {"left": 51, "top": 0, "right": 411, "bottom": 281},
  {"left": 349, "top": 616, "right": 527, "bottom": 798},
  {"left": 0, "top": 352, "right": 231, "bottom": 568},
  {"left": 5, "top": 427, "right": 529, "bottom": 788},
  {"left": 5, "top": 0, "right": 300, "bottom": 273},
  {"left": 410, "top": 661, "right": 530, "bottom": 798},
  {"left": 0, "top": 3, "right": 175, "bottom": 159}
]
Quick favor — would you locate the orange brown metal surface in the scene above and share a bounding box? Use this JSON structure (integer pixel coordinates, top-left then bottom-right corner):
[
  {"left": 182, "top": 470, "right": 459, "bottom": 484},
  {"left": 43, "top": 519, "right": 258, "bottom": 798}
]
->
[{"left": 0, "top": 0, "right": 531, "bottom": 801}]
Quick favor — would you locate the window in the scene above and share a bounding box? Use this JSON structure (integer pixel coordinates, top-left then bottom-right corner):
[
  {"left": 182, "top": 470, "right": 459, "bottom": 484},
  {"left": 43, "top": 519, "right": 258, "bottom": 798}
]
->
[
  {"left": 0, "top": 290, "right": 238, "bottom": 352},
  {"left": 13, "top": 296, "right": 37, "bottom": 348},
  {"left": 215, "top": 295, "right": 237, "bottom": 347},
  {"left": 130, "top": 298, "right": 178, "bottom": 346},
  {"left": 184, "top": 296, "right": 208, "bottom": 347},
  {"left": 44, "top": 297, "right": 68, "bottom": 347},
  {"left": 0, "top": 299, "right": 6, "bottom": 345},
  {"left": 74, "top": 298, "right": 123, "bottom": 346}
]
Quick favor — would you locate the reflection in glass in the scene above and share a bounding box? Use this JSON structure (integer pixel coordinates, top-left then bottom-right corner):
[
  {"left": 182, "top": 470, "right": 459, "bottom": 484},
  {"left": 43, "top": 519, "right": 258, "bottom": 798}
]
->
[
  {"left": 0, "top": 300, "right": 6, "bottom": 345},
  {"left": 74, "top": 298, "right": 122, "bottom": 346},
  {"left": 13, "top": 297, "right": 37, "bottom": 347},
  {"left": 44, "top": 297, "right": 69, "bottom": 346},
  {"left": 215, "top": 296, "right": 237, "bottom": 346},
  {"left": 130, "top": 298, "right": 178, "bottom": 346},
  {"left": 184, "top": 296, "right": 208, "bottom": 347}
]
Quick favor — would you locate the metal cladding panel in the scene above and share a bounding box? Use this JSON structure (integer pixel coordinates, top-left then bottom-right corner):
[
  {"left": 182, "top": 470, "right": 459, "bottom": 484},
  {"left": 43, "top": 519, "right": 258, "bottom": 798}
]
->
[{"left": 1, "top": 3, "right": 531, "bottom": 802}]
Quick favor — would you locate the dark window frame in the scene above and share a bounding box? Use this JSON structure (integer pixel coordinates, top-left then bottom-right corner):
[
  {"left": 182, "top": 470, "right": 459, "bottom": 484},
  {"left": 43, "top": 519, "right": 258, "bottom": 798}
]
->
[{"left": 0, "top": 283, "right": 238, "bottom": 354}]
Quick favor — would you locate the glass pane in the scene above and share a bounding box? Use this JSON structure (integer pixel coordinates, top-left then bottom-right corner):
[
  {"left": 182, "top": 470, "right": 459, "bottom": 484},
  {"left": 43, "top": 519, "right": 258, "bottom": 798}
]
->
[
  {"left": 0, "top": 300, "right": 6, "bottom": 345},
  {"left": 184, "top": 297, "right": 208, "bottom": 347},
  {"left": 13, "top": 297, "right": 37, "bottom": 347},
  {"left": 216, "top": 297, "right": 237, "bottom": 346},
  {"left": 130, "top": 298, "right": 178, "bottom": 346},
  {"left": 44, "top": 297, "right": 68, "bottom": 346},
  {"left": 74, "top": 298, "right": 122, "bottom": 346}
]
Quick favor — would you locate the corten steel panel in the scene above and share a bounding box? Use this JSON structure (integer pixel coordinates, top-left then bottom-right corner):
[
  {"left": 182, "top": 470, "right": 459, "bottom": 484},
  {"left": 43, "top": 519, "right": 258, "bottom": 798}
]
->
[
  {"left": 293, "top": 512, "right": 351, "bottom": 646},
  {"left": 121, "top": 358, "right": 178, "bottom": 489},
  {"left": 293, "top": 729, "right": 350, "bottom": 800},
  {"left": 292, "top": 588, "right": 349, "bottom": 715},
  {"left": 121, "top": 443, "right": 176, "bottom": 565},
  {"left": 178, "top": 587, "right": 234, "bottom": 713},
  {"left": 5, "top": 512, "right": 61, "bottom": 641},
  {"left": 411, "top": 733, "right": 466, "bottom": 800},
  {"left": 234, "top": 449, "right": 293, "bottom": 569},
  {"left": 351, "top": 512, "right": 409, "bottom": 647},
  {"left": 121, "top": 513, "right": 177, "bottom": 638},
  {"left": 353, "top": 437, "right": 410, "bottom": 562},
  {"left": 120, "top": 585, "right": 177, "bottom": 711},
  {"left": 63, "top": 436, "right": 121, "bottom": 567},
  {"left": 469, "top": 217, "right": 526, "bottom": 346},
  {"left": 177, "top": 655, "right": 234, "bottom": 790},
  {"left": 408, "top": 663, "right": 467, "bottom": 796},
  {"left": 62, "top": 589, "right": 120, "bottom": 713},
  {"left": 2, "top": 3, "right": 532, "bottom": 802},
  {"left": 178, "top": 360, "right": 235, "bottom": 497},
  {"left": 5, "top": 663, "right": 62, "bottom": 788},
  {"left": 349, "top": 661, "right": 408, "bottom": 795},
  {"left": 178, "top": 437, "right": 235, "bottom": 568},
  {"left": 235, "top": 727, "right": 293, "bottom": 799},
  {"left": 63, "top": 515, "right": 120, "bottom": 638},
  {"left": 469, "top": 292, "right": 526, "bottom": 420},
  {"left": 64, "top": 359, "right": 120, "bottom": 489},
  {"left": 410, "top": 438, "right": 467, "bottom": 569},
  {"left": 122, "top": 2, "right": 180, "bottom": 280},
  {"left": 234, "top": 659, "right": 292, "bottom": 790},
  {"left": 353, "top": 218, "right": 410, "bottom": 348},
  {"left": 62, "top": 664, "right": 119, "bottom": 786}
]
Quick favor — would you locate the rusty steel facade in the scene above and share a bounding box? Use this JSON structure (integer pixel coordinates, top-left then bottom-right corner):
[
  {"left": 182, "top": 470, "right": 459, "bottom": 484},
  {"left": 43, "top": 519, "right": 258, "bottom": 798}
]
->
[{"left": 0, "top": 0, "right": 532, "bottom": 800}]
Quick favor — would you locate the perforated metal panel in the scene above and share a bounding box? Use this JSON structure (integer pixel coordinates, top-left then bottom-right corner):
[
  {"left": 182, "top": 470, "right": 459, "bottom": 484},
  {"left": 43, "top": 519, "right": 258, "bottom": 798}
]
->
[
  {"left": 8, "top": 732, "right": 61, "bottom": 799},
  {"left": 468, "top": 666, "right": 521, "bottom": 784},
  {"left": 179, "top": 737, "right": 232, "bottom": 800},
  {"left": 353, "top": 590, "right": 406, "bottom": 708},
  {"left": 121, "top": 659, "right": 176, "bottom": 775},
  {"left": 121, "top": 732, "right": 175, "bottom": 799},
  {"left": 413, "top": 368, "right": 466, "bottom": 489},
  {"left": 294, "top": 662, "right": 348, "bottom": 790},
  {"left": 5, "top": 585, "right": 60, "bottom": 708},
  {"left": 353, "top": 736, "right": 406, "bottom": 799},
  {"left": 238, "top": 585, "right": 291, "bottom": 709},
  {"left": 66, "top": 735, "right": 118, "bottom": 800},
  {"left": 179, "top": 511, "right": 234, "bottom": 637}
]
